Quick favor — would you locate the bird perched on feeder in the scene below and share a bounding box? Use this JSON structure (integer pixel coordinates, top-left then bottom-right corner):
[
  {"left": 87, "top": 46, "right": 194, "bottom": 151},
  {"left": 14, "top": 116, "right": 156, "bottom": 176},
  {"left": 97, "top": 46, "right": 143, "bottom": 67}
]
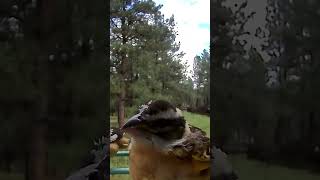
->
[
  {"left": 121, "top": 100, "right": 211, "bottom": 180},
  {"left": 110, "top": 127, "right": 130, "bottom": 155}
]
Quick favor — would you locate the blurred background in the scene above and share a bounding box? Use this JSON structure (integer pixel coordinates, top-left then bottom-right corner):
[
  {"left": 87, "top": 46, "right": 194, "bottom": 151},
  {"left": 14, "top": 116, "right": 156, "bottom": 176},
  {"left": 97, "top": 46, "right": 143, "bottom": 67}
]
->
[
  {"left": 0, "top": 0, "right": 106, "bottom": 180},
  {"left": 212, "top": 0, "right": 320, "bottom": 179}
]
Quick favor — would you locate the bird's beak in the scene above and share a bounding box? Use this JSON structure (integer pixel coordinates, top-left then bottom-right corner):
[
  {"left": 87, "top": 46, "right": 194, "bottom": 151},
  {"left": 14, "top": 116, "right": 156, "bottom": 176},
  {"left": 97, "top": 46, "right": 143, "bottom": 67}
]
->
[{"left": 121, "top": 114, "right": 144, "bottom": 130}]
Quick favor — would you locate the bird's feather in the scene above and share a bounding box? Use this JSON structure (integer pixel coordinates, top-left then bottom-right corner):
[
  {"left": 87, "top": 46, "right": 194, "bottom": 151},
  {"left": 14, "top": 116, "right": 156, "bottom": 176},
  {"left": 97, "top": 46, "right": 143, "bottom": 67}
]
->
[{"left": 168, "top": 124, "right": 211, "bottom": 162}]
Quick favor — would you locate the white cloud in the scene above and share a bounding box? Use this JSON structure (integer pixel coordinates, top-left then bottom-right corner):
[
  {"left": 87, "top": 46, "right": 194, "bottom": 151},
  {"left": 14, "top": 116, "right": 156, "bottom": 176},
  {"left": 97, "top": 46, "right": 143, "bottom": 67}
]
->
[{"left": 153, "top": 0, "right": 210, "bottom": 77}]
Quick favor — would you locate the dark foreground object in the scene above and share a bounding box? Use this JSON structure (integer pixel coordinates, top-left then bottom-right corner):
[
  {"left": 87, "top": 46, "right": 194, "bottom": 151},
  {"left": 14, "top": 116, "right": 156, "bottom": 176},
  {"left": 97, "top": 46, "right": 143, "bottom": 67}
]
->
[
  {"left": 212, "top": 146, "right": 238, "bottom": 180},
  {"left": 65, "top": 142, "right": 109, "bottom": 180}
]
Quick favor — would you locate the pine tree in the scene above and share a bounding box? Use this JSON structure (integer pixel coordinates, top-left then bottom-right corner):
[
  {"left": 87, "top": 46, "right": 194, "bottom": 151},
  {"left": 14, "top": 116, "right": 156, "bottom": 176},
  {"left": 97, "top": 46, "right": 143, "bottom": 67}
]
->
[{"left": 110, "top": 0, "right": 186, "bottom": 125}]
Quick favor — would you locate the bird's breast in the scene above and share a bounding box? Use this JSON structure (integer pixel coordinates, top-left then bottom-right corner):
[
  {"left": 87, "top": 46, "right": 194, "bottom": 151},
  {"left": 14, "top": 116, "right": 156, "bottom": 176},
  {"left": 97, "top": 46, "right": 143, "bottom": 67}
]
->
[{"left": 129, "top": 142, "right": 210, "bottom": 180}]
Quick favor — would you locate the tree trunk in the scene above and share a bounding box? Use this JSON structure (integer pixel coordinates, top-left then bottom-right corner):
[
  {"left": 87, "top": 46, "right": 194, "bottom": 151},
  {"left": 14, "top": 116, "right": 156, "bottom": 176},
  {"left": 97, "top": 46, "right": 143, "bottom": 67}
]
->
[
  {"left": 25, "top": 150, "right": 29, "bottom": 180},
  {"left": 27, "top": 54, "right": 49, "bottom": 180},
  {"left": 4, "top": 147, "right": 12, "bottom": 173},
  {"left": 26, "top": 59, "right": 49, "bottom": 180},
  {"left": 28, "top": 122, "right": 48, "bottom": 180},
  {"left": 117, "top": 2, "right": 128, "bottom": 128},
  {"left": 118, "top": 88, "right": 126, "bottom": 127},
  {"left": 21, "top": 0, "right": 70, "bottom": 179},
  {"left": 309, "top": 111, "right": 315, "bottom": 144}
]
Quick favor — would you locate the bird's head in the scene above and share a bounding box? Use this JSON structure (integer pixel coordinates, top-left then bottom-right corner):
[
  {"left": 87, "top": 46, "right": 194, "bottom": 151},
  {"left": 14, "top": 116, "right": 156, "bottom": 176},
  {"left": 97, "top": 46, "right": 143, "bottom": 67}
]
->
[{"left": 121, "top": 100, "right": 188, "bottom": 148}]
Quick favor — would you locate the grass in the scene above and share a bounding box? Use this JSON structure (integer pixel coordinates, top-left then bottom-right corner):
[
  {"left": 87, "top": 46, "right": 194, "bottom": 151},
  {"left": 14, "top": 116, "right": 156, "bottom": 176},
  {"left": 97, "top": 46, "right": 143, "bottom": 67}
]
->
[
  {"left": 182, "top": 111, "right": 210, "bottom": 135},
  {"left": 110, "top": 154, "right": 131, "bottom": 180},
  {"left": 0, "top": 172, "right": 67, "bottom": 180},
  {"left": 110, "top": 116, "right": 118, "bottom": 128},
  {"left": 0, "top": 140, "right": 93, "bottom": 180},
  {"left": 0, "top": 172, "right": 23, "bottom": 180},
  {"left": 230, "top": 154, "right": 320, "bottom": 180},
  {"left": 109, "top": 111, "right": 210, "bottom": 180}
]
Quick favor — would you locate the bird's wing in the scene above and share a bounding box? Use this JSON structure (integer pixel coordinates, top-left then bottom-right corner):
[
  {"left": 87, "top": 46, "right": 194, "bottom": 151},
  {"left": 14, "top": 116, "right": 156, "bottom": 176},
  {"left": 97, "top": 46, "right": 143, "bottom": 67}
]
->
[
  {"left": 168, "top": 124, "right": 211, "bottom": 162},
  {"left": 189, "top": 124, "right": 207, "bottom": 136},
  {"left": 166, "top": 124, "right": 211, "bottom": 174}
]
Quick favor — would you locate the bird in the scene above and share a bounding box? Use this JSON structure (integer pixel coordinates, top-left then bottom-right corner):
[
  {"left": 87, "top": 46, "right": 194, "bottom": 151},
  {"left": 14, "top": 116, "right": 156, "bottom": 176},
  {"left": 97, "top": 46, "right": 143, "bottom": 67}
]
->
[
  {"left": 110, "top": 127, "right": 130, "bottom": 155},
  {"left": 121, "top": 100, "right": 211, "bottom": 180},
  {"left": 109, "top": 127, "right": 121, "bottom": 155}
]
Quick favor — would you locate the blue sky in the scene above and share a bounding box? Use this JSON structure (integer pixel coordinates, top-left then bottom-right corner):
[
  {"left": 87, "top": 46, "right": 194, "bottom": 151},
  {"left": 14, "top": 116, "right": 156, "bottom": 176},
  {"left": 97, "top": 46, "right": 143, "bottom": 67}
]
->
[
  {"left": 198, "top": 23, "right": 210, "bottom": 29},
  {"left": 153, "top": 0, "right": 210, "bottom": 75}
]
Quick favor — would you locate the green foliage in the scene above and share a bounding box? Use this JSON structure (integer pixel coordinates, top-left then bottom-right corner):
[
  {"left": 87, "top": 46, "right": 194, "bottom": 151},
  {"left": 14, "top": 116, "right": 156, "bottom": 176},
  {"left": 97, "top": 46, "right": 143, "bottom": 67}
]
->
[
  {"left": 110, "top": 0, "right": 199, "bottom": 116},
  {"left": 193, "top": 49, "right": 210, "bottom": 108}
]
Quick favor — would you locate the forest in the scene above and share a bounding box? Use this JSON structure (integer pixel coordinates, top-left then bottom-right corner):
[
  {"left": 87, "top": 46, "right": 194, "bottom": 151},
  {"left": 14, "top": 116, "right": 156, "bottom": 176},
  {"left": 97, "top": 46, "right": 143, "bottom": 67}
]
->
[
  {"left": 0, "top": 0, "right": 106, "bottom": 180},
  {"left": 110, "top": 0, "right": 209, "bottom": 127},
  {"left": 213, "top": 0, "right": 320, "bottom": 170}
]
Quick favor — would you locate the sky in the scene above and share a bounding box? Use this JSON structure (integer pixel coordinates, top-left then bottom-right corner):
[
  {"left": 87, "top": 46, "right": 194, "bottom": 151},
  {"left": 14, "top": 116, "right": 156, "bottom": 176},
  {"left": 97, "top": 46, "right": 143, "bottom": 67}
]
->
[
  {"left": 153, "top": 0, "right": 210, "bottom": 76},
  {"left": 223, "top": 0, "right": 269, "bottom": 62}
]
